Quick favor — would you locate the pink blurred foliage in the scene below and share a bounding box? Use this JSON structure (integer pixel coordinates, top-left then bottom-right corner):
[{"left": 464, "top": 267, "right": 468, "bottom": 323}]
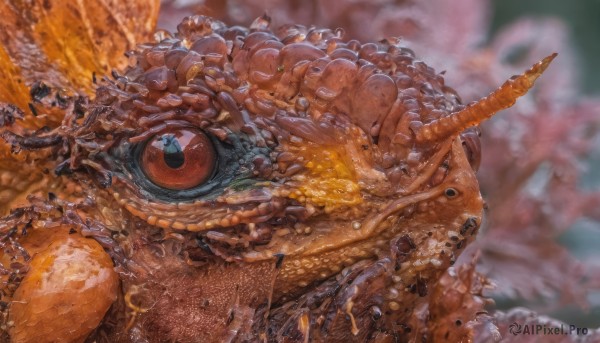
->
[{"left": 160, "top": 0, "right": 600, "bottom": 337}]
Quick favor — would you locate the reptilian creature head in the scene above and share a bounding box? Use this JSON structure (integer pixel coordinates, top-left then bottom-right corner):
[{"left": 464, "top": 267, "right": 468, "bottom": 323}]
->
[{"left": 0, "top": 14, "right": 553, "bottom": 343}]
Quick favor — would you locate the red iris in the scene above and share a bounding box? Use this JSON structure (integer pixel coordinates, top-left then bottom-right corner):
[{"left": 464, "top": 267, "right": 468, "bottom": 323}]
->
[{"left": 140, "top": 128, "right": 216, "bottom": 190}]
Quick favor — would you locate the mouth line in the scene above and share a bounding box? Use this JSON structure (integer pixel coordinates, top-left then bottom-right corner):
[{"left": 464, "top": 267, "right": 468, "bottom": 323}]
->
[
  {"left": 292, "top": 185, "right": 447, "bottom": 258},
  {"left": 361, "top": 185, "right": 446, "bottom": 236},
  {"left": 240, "top": 178, "right": 452, "bottom": 264}
]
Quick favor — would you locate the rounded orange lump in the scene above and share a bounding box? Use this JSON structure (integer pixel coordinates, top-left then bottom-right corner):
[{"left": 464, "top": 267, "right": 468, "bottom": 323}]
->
[{"left": 8, "top": 227, "right": 119, "bottom": 343}]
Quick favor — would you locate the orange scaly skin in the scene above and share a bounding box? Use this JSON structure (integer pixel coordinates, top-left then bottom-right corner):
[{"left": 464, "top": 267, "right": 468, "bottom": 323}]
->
[{"left": 0, "top": 4, "right": 553, "bottom": 343}]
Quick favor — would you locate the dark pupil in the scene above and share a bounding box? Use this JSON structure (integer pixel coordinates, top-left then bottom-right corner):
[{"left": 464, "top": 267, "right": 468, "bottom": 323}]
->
[{"left": 160, "top": 135, "right": 185, "bottom": 169}]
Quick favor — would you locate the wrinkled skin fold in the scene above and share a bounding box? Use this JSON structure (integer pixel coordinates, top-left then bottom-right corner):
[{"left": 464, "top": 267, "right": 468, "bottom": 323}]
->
[{"left": 0, "top": 9, "right": 552, "bottom": 343}]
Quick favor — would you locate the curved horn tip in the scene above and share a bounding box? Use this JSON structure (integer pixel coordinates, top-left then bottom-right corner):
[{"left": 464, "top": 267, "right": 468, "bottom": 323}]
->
[
  {"left": 527, "top": 53, "right": 558, "bottom": 83},
  {"left": 414, "top": 53, "right": 558, "bottom": 145}
]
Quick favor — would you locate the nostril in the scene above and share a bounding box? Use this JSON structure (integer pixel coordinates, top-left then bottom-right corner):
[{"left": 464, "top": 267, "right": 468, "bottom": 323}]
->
[{"left": 444, "top": 188, "right": 458, "bottom": 198}]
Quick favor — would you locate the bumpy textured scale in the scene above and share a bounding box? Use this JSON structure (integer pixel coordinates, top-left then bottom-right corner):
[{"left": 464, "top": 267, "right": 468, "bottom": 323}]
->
[{"left": 0, "top": 12, "right": 553, "bottom": 343}]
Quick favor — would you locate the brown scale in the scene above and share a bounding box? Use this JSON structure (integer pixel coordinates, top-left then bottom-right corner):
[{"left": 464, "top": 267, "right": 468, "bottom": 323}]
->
[{"left": 0, "top": 9, "right": 555, "bottom": 343}]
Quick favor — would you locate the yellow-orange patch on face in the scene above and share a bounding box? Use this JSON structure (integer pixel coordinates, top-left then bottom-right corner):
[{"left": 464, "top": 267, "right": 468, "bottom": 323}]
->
[{"left": 288, "top": 146, "right": 362, "bottom": 212}]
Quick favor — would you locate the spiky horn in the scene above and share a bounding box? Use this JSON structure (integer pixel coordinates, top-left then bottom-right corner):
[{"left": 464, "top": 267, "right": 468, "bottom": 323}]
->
[{"left": 414, "top": 53, "right": 557, "bottom": 144}]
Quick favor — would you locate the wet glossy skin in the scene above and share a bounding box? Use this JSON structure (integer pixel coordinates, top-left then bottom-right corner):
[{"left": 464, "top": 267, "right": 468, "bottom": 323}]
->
[{"left": 0, "top": 13, "right": 553, "bottom": 343}]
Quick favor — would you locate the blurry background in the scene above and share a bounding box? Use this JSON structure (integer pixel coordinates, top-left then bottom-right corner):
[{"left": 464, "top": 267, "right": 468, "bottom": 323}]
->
[
  {"left": 492, "top": 0, "right": 600, "bottom": 328},
  {"left": 492, "top": 0, "right": 600, "bottom": 95}
]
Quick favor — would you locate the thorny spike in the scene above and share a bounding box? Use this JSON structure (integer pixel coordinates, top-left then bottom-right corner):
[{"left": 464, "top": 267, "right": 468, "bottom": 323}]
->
[{"left": 414, "top": 53, "right": 558, "bottom": 144}]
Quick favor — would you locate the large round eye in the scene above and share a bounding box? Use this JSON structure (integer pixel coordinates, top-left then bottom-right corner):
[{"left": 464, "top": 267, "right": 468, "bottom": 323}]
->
[{"left": 140, "top": 128, "right": 216, "bottom": 190}]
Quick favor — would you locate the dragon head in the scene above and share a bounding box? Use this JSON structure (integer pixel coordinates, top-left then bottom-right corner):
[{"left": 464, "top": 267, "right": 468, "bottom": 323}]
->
[{"left": 1, "top": 14, "right": 554, "bottom": 343}]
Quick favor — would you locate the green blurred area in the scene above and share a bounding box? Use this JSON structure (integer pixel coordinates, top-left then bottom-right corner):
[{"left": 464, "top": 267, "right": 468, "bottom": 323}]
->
[
  {"left": 492, "top": 0, "right": 600, "bottom": 328},
  {"left": 492, "top": 0, "right": 600, "bottom": 95}
]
